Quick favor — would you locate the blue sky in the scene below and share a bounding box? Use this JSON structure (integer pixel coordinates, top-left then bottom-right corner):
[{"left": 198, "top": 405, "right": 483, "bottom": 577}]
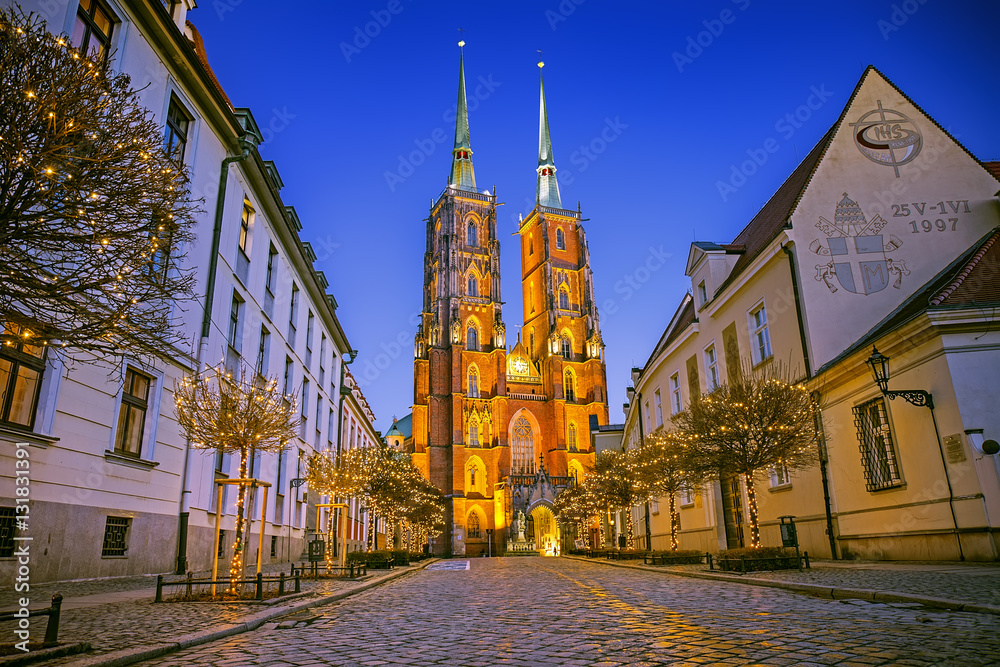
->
[{"left": 195, "top": 0, "right": 1000, "bottom": 432}]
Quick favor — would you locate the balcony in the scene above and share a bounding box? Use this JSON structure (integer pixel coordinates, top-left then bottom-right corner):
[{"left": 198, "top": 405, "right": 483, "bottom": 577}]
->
[{"left": 507, "top": 391, "right": 546, "bottom": 401}]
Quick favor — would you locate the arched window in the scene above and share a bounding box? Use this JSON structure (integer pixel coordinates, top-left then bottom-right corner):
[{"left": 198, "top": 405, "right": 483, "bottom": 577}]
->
[
  {"left": 467, "top": 510, "right": 481, "bottom": 539},
  {"left": 528, "top": 234, "right": 534, "bottom": 256},
  {"left": 467, "top": 366, "right": 479, "bottom": 398},
  {"left": 569, "top": 460, "right": 585, "bottom": 485},
  {"left": 467, "top": 220, "right": 478, "bottom": 247},
  {"left": 559, "top": 287, "right": 570, "bottom": 310},
  {"left": 467, "top": 274, "right": 478, "bottom": 297},
  {"left": 568, "top": 423, "right": 577, "bottom": 451},
  {"left": 467, "top": 323, "right": 478, "bottom": 351},
  {"left": 511, "top": 415, "right": 535, "bottom": 475},
  {"left": 564, "top": 369, "right": 576, "bottom": 402},
  {"left": 468, "top": 419, "right": 480, "bottom": 447},
  {"left": 556, "top": 228, "right": 565, "bottom": 250},
  {"left": 561, "top": 335, "right": 571, "bottom": 359}
]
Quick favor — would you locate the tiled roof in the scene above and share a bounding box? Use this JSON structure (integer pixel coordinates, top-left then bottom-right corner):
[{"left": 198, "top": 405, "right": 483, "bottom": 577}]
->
[
  {"left": 393, "top": 413, "right": 413, "bottom": 439},
  {"left": 815, "top": 228, "right": 1000, "bottom": 375},
  {"left": 984, "top": 161, "right": 1000, "bottom": 181},
  {"left": 185, "top": 20, "right": 232, "bottom": 109},
  {"left": 931, "top": 228, "right": 1000, "bottom": 306}
]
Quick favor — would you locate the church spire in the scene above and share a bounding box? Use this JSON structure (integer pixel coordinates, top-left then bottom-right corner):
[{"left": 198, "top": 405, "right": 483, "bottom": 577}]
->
[
  {"left": 535, "top": 60, "right": 561, "bottom": 209},
  {"left": 449, "top": 40, "right": 477, "bottom": 191}
]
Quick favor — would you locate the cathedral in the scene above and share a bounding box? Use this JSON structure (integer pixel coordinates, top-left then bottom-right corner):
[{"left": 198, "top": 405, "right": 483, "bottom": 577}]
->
[{"left": 407, "top": 43, "right": 610, "bottom": 557}]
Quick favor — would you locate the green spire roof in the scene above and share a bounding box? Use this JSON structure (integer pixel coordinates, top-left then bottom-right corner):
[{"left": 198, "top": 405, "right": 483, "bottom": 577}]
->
[
  {"left": 449, "top": 42, "right": 477, "bottom": 191},
  {"left": 536, "top": 62, "right": 562, "bottom": 208}
]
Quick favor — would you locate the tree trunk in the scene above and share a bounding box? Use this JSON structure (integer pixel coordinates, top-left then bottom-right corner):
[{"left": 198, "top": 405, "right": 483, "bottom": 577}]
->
[
  {"left": 625, "top": 510, "right": 635, "bottom": 549},
  {"left": 669, "top": 494, "right": 678, "bottom": 551},
  {"left": 744, "top": 472, "right": 761, "bottom": 548},
  {"left": 229, "top": 449, "right": 249, "bottom": 590}
]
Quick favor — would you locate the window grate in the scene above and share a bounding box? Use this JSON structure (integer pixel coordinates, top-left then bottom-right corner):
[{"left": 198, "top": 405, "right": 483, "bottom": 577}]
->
[
  {"left": 102, "top": 516, "right": 131, "bottom": 557},
  {"left": 853, "top": 398, "right": 903, "bottom": 491},
  {"left": 0, "top": 508, "right": 15, "bottom": 558}
]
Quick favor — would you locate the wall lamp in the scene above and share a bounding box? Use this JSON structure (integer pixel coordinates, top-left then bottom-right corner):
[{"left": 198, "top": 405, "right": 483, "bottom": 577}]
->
[{"left": 865, "top": 345, "right": 934, "bottom": 409}]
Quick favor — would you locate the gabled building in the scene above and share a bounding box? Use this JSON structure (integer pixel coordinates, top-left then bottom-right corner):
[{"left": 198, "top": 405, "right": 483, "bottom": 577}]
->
[
  {"left": 626, "top": 66, "right": 1000, "bottom": 560},
  {"left": 410, "top": 50, "right": 608, "bottom": 556}
]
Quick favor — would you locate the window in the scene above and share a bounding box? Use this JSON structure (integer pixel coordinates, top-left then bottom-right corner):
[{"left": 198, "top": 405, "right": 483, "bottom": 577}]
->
[
  {"left": 0, "top": 507, "right": 15, "bottom": 558},
  {"left": 749, "top": 302, "right": 772, "bottom": 363},
  {"left": 697, "top": 280, "right": 708, "bottom": 307},
  {"left": 266, "top": 244, "right": 278, "bottom": 294},
  {"left": 239, "top": 200, "right": 253, "bottom": 255},
  {"left": 283, "top": 356, "right": 294, "bottom": 397},
  {"left": 256, "top": 326, "right": 270, "bottom": 377},
  {"left": 467, "top": 511, "right": 481, "bottom": 539},
  {"left": 319, "top": 334, "right": 327, "bottom": 384},
  {"left": 468, "top": 366, "right": 479, "bottom": 398},
  {"left": 102, "top": 516, "right": 130, "bottom": 557},
  {"left": 561, "top": 335, "right": 571, "bottom": 359},
  {"left": 306, "top": 311, "right": 315, "bottom": 365},
  {"left": 770, "top": 462, "right": 791, "bottom": 488},
  {"left": 217, "top": 530, "right": 226, "bottom": 558},
  {"left": 289, "top": 283, "right": 299, "bottom": 336},
  {"left": 650, "top": 499, "right": 660, "bottom": 514},
  {"left": 529, "top": 283, "right": 535, "bottom": 313},
  {"left": 114, "top": 368, "right": 151, "bottom": 457},
  {"left": 643, "top": 401, "right": 651, "bottom": 431},
  {"left": 228, "top": 292, "right": 244, "bottom": 351},
  {"left": 163, "top": 97, "right": 191, "bottom": 166},
  {"left": 568, "top": 423, "right": 577, "bottom": 451},
  {"left": 704, "top": 344, "right": 719, "bottom": 391},
  {"left": 854, "top": 397, "right": 903, "bottom": 491},
  {"left": 680, "top": 485, "right": 695, "bottom": 507},
  {"left": 670, "top": 373, "right": 682, "bottom": 415},
  {"left": 528, "top": 234, "right": 534, "bottom": 256},
  {"left": 467, "top": 220, "right": 478, "bottom": 246},
  {"left": 529, "top": 329, "right": 535, "bottom": 352},
  {"left": 564, "top": 370, "right": 576, "bottom": 402},
  {"left": 468, "top": 420, "right": 480, "bottom": 448},
  {"left": 467, "top": 275, "right": 478, "bottom": 297},
  {"left": 0, "top": 323, "right": 47, "bottom": 429},
  {"left": 72, "top": 0, "right": 114, "bottom": 63},
  {"left": 147, "top": 220, "right": 174, "bottom": 285},
  {"left": 270, "top": 535, "right": 278, "bottom": 558},
  {"left": 301, "top": 380, "right": 309, "bottom": 418},
  {"left": 467, "top": 324, "right": 478, "bottom": 351},
  {"left": 555, "top": 228, "right": 565, "bottom": 250},
  {"left": 654, "top": 389, "right": 663, "bottom": 426},
  {"left": 511, "top": 415, "right": 535, "bottom": 474},
  {"left": 559, "top": 287, "right": 570, "bottom": 310}
]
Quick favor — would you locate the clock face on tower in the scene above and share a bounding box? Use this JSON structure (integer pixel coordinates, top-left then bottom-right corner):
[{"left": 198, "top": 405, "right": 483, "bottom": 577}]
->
[{"left": 511, "top": 356, "right": 529, "bottom": 375}]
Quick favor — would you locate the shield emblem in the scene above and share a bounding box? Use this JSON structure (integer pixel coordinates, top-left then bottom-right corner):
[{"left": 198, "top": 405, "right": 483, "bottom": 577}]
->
[{"left": 829, "top": 234, "right": 889, "bottom": 295}]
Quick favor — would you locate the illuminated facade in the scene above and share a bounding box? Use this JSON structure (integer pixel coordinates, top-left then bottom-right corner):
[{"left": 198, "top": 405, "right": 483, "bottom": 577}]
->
[{"left": 410, "top": 51, "right": 608, "bottom": 556}]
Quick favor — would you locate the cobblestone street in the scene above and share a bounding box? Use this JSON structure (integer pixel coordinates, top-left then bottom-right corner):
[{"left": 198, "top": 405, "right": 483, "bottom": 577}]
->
[{"left": 140, "top": 557, "right": 1000, "bottom": 667}]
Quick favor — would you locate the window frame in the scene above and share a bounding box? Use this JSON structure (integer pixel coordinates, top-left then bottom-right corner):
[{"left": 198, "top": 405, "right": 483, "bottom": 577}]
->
[
  {"left": 72, "top": 0, "right": 116, "bottom": 65},
  {"left": 653, "top": 388, "right": 663, "bottom": 427},
  {"left": 265, "top": 244, "right": 278, "bottom": 295},
  {"left": 558, "top": 287, "right": 570, "bottom": 310},
  {"left": 769, "top": 462, "right": 792, "bottom": 489},
  {"left": 669, "top": 372, "right": 681, "bottom": 415},
  {"left": 101, "top": 516, "right": 131, "bottom": 557},
  {"left": 238, "top": 200, "right": 253, "bottom": 256},
  {"left": 467, "top": 366, "right": 479, "bottom": 398},
  {"left": 697, "top": 280, "right": 708, "bottom": 307},
  {"left": 555, "top": 228, "right": 566, "bottom": 250},
  {"left": 163, "top": 96, "right": 192, "bottom": 167},
  {"left": 113, "top": 367, "right": 152, "bottom": 458},
  {"left": 748, "top": 299, "right": 773, "bottom": 364},
  {"left": 853, "top": 396, "right": 904, "bottom": 492},
  {"left": 256, "top": 325, "right": 270, "bottom": 377},
  {"left": 704, "top": 342, "right": 720, "bottom": 391},
  {"left": 228, "top": 291, "right": 244, "bottom": 352},
  {"left": 0, "top": 324, "right": 47, "bottom": 430}
]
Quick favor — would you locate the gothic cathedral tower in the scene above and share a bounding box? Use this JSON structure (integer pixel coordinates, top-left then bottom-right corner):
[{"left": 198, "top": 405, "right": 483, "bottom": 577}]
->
[{"left": 412, "top": 48, "right": 607, "bottom": 557}]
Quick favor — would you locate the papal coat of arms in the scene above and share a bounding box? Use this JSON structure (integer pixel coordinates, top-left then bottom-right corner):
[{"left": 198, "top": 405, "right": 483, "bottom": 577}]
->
[{"left": 811, "top": 193, "right": 909, "bottom": 295}]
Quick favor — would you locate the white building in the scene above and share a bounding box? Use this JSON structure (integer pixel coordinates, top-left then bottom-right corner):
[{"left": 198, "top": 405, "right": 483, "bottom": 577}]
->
[{"left": 0, "top": 0, "right": 359, "bottom": 581}]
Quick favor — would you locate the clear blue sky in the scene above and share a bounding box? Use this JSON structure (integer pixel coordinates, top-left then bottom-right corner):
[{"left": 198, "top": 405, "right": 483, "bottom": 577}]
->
[{"left": 195, "top": 0, "right": 1000, "bottom": 432}]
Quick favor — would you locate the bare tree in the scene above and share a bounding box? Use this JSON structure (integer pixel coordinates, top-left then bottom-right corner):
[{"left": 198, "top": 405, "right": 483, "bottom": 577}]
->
[
  {"left": 0, "top": 8, "right": 199, "bottom": 360},
  {"left": 174, "top": 364, "right": 299, "bottom": 588},
  {"left": 632, "top": 430, "right": 701, "bottom": 550},
  {"left": 672, "top": 360, "right": 818, "bottom": 547}
]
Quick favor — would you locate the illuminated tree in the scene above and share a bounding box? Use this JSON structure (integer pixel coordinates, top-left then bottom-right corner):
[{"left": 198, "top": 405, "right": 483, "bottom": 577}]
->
[
  {"left": 631, "top": 430, "right": 700, "bottom": 550},
  {"left": 672, "top": 361, "right": 818, "bottom": 547},
  {"left": 587, "top": 448, "right": 643, "bottom": 549},
  {"left": 553, "top": 481, "right": 602, "bottom": 548},
  {"left": 174, "top": 364, "right": 299, "bottom": 588},
  {"left": 0, "top": 8, "right": 199, "bottom": 360}
]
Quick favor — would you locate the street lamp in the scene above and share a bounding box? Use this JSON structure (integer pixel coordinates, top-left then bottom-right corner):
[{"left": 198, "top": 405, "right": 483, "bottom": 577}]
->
[{"left": 865, "top": 345, "right": 933, "bottom": 408}]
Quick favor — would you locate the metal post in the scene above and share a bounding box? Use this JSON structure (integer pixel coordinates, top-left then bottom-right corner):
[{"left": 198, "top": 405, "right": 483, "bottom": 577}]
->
[
  {"left": 257, "top": 485, "right": 268, "bottom": 575},
  {"left": 43, "top": 594, "right": 62, "bottom": 644},
  {"left": 255, "top": 571, "right": 263, "bottom": 600},
  {"left": 279, "top": 572, "right": 285, "bottom": 596},
  {"left": 155, "top": 575, "right": 163, "bottom": 603},
  {"left": 211, "top": 483, "right": 224, "bottom": 597},
  {"left": 186, "top": 571, "right": 193, "bottom": 598}
]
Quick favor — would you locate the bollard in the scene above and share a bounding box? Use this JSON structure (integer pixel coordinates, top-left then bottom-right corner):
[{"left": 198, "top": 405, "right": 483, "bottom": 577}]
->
[
  {"left": 155, "top": 575, "right": 163, "bottom": 603},
  {"left": 804, "top": 551, "right": 810, "bottom": 569},
  {"left": 740, "top": 555, "right": 747, "bottom": 573},
  {"left": 255, "top": 572, "right": 264, "bottom": 601},
  {"left": 706, "top": 553, "right": 713, "bottom": 570},
  {"left": 294, "top": 572, "right": 300, "bottom": 593},
  {"left": 279, "top": 572, "right": 285, "bottom": 596},
  {"left": 186, "top": 571, "right": 193, "bottom": 598},
  {"left": 43, "top": 594, "right": 62, "bottom": 645}
]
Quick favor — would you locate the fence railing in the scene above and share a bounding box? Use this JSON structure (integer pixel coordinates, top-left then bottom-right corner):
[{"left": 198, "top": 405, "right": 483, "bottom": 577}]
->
[
  {"left": 291, "top": 562, "right": 368, "bottom": 578},
  {"left": 154, "top": 571, "right": 300, "bottom": 602},
  {"left": 0, "top": 593, "right": 63, "bottom": 645}
]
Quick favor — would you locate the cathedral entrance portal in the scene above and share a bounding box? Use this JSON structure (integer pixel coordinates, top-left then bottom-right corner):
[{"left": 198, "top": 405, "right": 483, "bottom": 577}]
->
[{"left": 530, "top": 504, "right": 559, "bottom": 556}]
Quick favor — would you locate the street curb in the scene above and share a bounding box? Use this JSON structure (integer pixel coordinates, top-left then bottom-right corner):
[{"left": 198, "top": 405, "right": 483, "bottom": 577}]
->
[
  {"left": 56, "top": 559, "right": 439, "bottom": 667},
  {"left": 562, "top": 556, "right": 1000, "bottom": 617}
]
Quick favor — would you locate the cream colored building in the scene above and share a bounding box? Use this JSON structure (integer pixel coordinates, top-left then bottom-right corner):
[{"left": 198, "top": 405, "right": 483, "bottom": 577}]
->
[{"left": 627, "top": 66, "right": 1000, "bottom": 561}]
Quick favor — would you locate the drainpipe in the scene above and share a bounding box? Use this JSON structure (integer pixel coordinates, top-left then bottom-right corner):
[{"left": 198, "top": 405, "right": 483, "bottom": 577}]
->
[
  {"left": 780, "top": 243, "right": 811, "bottom": 378},
  {"left": 812, "top": 391, "right": 839, "bottom": 560},
  {"left": 176, "top": 134, "right": 257, "bottom": 575},
  {"left": 335, "top": 349, "right": 357, "bottom": 556},
  {"left": 636, "top": 390, "right": 652, "bottom": 550}
]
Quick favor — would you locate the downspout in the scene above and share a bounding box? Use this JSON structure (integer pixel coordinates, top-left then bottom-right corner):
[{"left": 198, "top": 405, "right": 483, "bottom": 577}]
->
[
  {"left": 176, "top": 135, "right": 256, "bottom": 575},
  {"left": 780, "top": 243, "right": 811, "bottom": 378},
  {"left": 335, "top": 349, "right": 358, "bottom": 556},
  {"left": 636, "top": 390, "right": 651, "bottom": 550},
  {"left": 811, "top": 391, "right": 839, "bottom": 560}
]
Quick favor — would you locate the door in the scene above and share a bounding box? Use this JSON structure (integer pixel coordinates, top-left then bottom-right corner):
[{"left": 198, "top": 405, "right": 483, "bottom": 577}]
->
[{"left": 720, "top": 475, "right": 745, "bottom": 549}]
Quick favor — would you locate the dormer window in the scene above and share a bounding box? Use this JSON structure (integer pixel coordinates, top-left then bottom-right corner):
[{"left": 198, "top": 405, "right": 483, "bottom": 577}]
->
[{"left": 697, "top": 280, "right": 708, "bottom": 307}]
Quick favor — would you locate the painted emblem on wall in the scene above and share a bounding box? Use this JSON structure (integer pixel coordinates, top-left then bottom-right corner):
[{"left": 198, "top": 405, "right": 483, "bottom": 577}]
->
[
  {"left": 850, "top": 100, "right": 922, "bottom": 177},
  {"left": 811, "top": 193, "right": 909, "bottom": 295}
]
